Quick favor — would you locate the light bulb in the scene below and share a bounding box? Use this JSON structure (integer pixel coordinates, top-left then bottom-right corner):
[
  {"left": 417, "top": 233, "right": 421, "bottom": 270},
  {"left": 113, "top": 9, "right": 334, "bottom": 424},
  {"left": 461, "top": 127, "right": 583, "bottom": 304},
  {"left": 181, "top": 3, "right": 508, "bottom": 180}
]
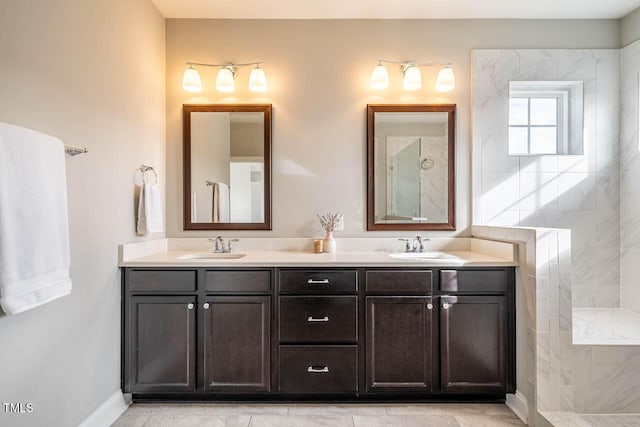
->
[
  {"left": 436, "top": 66, "right": 455, "bottom": 92},
  {"left": 182, "top": 66, "right": 201, "bottom": 93},
  {"left": 402, "top": 65, "right": 422, "bottom": 91},
  {"left": 370, "top": 63, "right": 389, "bottom": 90},
  {"left": 216, "top": 66, "right": 235, "bottom": 93},
  {"left": 249, "top": 65, "right": 267, "bottom": 92}
]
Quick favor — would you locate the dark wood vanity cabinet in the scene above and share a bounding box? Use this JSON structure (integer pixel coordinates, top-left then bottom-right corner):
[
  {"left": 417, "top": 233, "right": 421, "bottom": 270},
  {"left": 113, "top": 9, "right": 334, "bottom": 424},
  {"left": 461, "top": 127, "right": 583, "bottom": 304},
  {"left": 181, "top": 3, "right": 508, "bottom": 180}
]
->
[
  {"left": 122, "top": 266, "right": 514, "bottom": 400},
  {"left": 366, "top": 296, "right": 435, "bottom": 392},
  {"left": 125, "top": 295, "right": 197, "bottom": 393},
  {"left": 438, "top": 269, "right": 515, "bottom": 395},
  {"left": 122, "top": 268, "right": 271, "bottom": 395},
  {"left": 364, "top": 268, "right": 515, "bottom": 396},
  {"left": 277, "top": 269, "right": 359, "bottom": 394},
  {"left": 203, "top": 296, "right": 270, "bottom": 392},
  {"left": 440, "top": 295, "right": 508, "bottom": 394}
]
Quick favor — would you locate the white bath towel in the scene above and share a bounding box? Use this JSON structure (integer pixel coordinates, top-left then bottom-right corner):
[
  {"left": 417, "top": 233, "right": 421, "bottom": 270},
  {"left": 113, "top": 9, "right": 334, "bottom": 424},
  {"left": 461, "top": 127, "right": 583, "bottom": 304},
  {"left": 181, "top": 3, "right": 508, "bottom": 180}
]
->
[
  {"left": 137, "top": 177, "right": 163, "bottom": 234},
  {"left": 0, "top": 122, "right": 72, "bottom": 315},
  {"left": 212, "top": 182, "right": 230, "bottom": 223}
]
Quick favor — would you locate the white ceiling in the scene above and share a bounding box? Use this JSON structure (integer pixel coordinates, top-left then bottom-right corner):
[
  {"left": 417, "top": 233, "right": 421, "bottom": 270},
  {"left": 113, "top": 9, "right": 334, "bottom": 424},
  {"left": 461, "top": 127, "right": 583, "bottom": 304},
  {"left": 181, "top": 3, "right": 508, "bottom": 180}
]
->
[{"left": 151, "top": 0, "right": 640, "bottom": 19}]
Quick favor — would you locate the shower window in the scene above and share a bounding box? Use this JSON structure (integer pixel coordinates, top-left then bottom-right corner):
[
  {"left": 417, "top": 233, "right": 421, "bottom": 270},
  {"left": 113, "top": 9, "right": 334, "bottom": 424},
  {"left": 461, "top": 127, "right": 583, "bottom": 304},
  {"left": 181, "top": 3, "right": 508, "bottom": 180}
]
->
[{"left": 508, "top": 81, "right": 583, "bottom": 156}]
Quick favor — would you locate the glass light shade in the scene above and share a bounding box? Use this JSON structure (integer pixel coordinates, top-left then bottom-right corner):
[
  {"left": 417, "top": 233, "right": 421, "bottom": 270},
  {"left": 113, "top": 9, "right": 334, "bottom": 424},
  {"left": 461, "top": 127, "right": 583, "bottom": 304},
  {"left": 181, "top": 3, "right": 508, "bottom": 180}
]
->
[
  {"left": 370, "top": 64, "right": 389, "bottom": 90},
  {"left": 182, "top": 66, "right": 202, "bottom": 93},
  {"left": 249, "top": 66, "right": 267, "bottom": 92},
  {"left": 435, "top": 66, "right": 455, "bottom": 92},
  {"left": 216, "top": 67, "right": 235, "bottom": 93},
  {"left": 402, "top": 65, "right": 422, "bottom": 91}
]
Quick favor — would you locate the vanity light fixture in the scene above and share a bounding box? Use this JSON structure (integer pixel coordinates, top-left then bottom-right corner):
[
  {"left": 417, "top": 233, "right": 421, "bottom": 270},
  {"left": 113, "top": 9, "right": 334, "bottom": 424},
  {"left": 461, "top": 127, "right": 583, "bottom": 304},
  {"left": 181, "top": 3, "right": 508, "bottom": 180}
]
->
[
  {"left": 370, "top": 61, "right": 390, "bottom": 90},
  {"left": 182, "top": 65, "right": 202, "bottom": 93},
  {"left": 182, "top": 61, "right": 267, "bottom": 93},
  {"left": 216, "top": 65, "right": 236, "bottom": 93},
  {"left": 249, "top": 64, "right": 268, "bottom": 92},
  {"left": 401, "top": 63, "right": 422, "bottom": 91},
  {"left": 370, "top": 60, "right": 455, "bottom": 92},
  {"left": 435, "top": 65, "right": 456, "bottom": 92}
]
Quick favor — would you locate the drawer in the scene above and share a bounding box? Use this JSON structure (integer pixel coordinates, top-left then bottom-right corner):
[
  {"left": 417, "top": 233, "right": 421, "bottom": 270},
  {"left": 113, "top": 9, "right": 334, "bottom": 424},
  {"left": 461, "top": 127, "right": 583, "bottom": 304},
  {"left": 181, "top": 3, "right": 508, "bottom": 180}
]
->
[
  {"left": 279, "top": 346, "right": 357, "bottom": 393},
  {"left": 205, "top": 270, "right": 271, "bottom": 293},
  {"left": 440, "top": 269, "right": 510, "bottom": 293},
  {"left": 279, "top": 270, "right": 357, "bottom": 294},
  {"left": 128, "top": 270, "right": 197, "bottom": 292},
  {"left": 365, "top": 270, "right": 432, "bottom": 294},
  {"left": 280, "top": 296, "right": 357, "bottom": 343}
]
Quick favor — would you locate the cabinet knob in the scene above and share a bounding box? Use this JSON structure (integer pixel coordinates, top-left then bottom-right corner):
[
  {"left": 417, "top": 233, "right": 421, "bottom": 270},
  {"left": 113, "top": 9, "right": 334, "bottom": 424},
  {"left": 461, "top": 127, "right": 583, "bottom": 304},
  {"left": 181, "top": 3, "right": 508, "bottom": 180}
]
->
[
  {"left": 203, "top": 303, "right": 210, "bottom": 309},
  {"left": 442, "top": 302, "right": 450, "bottom": 310},
  {"left": 307, "top": 366, "right": 329, "bottom": 373},
  {"left": 427, "top": 303, "right": 434, "bottom": 310},
  {"left": 187, "top": 303, "right": 194, "bottom": 310}
]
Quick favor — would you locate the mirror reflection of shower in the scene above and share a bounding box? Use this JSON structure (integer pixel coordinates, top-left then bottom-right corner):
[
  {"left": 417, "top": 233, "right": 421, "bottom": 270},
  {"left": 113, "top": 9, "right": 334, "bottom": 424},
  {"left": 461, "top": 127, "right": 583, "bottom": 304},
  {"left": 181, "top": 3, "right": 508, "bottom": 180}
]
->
[{"left": 385, "top": 135, "right": 448, "bottom": 223}]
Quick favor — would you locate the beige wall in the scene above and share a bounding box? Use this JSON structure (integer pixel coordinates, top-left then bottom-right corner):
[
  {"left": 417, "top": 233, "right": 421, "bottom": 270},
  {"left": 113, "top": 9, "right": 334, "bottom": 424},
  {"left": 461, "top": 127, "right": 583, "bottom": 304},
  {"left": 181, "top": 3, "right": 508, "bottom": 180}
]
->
[
  {"left": 166, "top": 19, "right": 619, "bottom": 238},
  {"left": 191, "top": 113, "right": 231, "bottom": 222},
  {"left": 622, "top": 6, "right": 640, "bottom": 46},
  {"left": 231, "top": 122, "right": 265, "bottom": 157},
  {"left": 0, "top": 1, "right": 165, "bottom": 426}
]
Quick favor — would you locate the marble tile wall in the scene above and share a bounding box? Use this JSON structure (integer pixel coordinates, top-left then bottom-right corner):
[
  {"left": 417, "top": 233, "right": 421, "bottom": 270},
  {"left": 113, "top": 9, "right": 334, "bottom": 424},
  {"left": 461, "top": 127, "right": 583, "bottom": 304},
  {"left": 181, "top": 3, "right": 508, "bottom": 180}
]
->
[
  {"left": 475, "top": 225, "right": 640, "bottom": 418},
  {"left": 471, "top": 49, "right": 621, "bottom": 309},
  {"left": 573, "top": 345, "right": 640, "bottom": 413},
  {"left": 620, "top": 40, "right": 640, "bottom": 314},
  {"left": 472, "top": 225, "right": 573, "bottom": 426}
]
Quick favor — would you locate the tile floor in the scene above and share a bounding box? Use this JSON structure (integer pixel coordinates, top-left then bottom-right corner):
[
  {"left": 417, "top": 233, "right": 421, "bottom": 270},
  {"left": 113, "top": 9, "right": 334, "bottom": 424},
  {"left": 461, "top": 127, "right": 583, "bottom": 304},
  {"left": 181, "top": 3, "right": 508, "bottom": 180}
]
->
[{"left": 111, "top": 403, "right": 525, "bottom": 427}]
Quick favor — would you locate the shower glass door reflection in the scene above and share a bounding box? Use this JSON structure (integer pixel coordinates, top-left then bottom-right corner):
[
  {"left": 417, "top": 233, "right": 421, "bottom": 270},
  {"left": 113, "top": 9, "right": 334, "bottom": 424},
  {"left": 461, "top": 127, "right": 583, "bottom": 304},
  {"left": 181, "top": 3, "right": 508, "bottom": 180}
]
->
[{"left": 388, "top": 137, "right": 420, "bottom": 220}]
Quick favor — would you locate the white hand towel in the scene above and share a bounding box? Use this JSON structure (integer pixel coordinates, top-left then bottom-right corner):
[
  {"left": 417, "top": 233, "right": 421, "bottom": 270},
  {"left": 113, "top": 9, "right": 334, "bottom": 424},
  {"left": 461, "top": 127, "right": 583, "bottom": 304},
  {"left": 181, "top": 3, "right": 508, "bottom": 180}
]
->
[
  {"left": 137, "top": 178, "right": 163, "bottom": 234},
  {"left": 0, "top": 122, "right": 72, "bottom": 315},
  {"left": 212, "top": 182, "right": 230, "bottom": 223}
]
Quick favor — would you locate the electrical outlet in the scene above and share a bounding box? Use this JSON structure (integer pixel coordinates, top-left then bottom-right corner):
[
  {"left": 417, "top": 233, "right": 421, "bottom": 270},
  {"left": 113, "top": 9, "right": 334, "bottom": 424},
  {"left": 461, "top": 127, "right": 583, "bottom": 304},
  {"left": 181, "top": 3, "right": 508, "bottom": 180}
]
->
[{"left": 335, "top": 215, "right": 344, "bottom": 231}]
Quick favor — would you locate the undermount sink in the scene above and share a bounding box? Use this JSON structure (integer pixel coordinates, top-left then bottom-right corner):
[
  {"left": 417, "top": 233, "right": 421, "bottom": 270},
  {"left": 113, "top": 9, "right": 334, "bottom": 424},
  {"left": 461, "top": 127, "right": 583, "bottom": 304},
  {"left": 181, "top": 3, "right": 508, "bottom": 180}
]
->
[
  {"left": 177, "top": 253, "right": 247, "bottom": 260},
  {"left": 388, "top": 252, "right": 457, "bottom": 260}
]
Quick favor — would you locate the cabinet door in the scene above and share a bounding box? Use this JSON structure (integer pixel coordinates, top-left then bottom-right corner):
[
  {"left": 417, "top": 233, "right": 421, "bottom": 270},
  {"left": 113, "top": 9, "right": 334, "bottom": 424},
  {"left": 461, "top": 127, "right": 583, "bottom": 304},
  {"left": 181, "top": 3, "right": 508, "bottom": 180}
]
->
[
  {"left": 440, "top": 295, "right": 507, "bottom": 394},
  {"left": 203, "top": 296, "right": 270, "bottom": 392},
  {"left": 366, "top": 297, "right": 434, "bottom": 392},
  {"left": 126, "top": 296, "right": 196, "bottom": 393}
]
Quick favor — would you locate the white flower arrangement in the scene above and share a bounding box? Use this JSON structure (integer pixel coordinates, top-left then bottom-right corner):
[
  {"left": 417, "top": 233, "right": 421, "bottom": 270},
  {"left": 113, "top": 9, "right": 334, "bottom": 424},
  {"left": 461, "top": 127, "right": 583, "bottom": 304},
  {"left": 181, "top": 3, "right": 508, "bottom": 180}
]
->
[{"left": 316, "top": 212, "right": 342, "bottom": 233}]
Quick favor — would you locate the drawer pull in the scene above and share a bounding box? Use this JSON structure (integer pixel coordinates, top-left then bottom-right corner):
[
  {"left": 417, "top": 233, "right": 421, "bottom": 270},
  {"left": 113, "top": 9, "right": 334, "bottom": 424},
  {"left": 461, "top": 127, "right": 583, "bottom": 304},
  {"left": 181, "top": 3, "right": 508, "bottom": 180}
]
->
[
  {"left": 307, "top": 366, "right": 329, "bottom": 373},
  {"left": 307, "top": 316, "right": 329, "bottom": 322},
  {"left": 307, "top": 279, "right": 330, "bottom": 284}
]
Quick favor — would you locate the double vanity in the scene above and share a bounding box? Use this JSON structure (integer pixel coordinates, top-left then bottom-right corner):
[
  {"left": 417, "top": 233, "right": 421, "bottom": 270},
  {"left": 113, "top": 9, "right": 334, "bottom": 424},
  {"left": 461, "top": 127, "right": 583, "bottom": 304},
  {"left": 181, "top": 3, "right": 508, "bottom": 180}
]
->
[
  {"left": 120, "top": 104, "right": 517, "bottom": 402},
  {"left": 119, "top": 239, "right": 517, "bottom": 402}
]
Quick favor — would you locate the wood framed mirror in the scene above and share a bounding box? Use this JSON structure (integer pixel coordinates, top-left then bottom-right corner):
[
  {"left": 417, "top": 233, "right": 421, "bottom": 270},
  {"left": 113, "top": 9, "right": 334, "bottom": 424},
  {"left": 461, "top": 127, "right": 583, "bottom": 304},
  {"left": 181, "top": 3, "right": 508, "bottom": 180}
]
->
[
  {"left": 367, "top": 104, "right": 456, "bottom": 231},
  {"left": 183, "top": 104, "right": 272, "bottom": 230}
]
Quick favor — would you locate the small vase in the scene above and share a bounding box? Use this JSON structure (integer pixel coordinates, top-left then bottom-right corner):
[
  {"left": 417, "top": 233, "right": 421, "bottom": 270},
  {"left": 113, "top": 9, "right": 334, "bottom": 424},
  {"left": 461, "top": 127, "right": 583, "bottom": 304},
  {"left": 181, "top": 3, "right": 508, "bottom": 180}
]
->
[{"left": 323, "top": 231, "right": 336, "bottom": 253}]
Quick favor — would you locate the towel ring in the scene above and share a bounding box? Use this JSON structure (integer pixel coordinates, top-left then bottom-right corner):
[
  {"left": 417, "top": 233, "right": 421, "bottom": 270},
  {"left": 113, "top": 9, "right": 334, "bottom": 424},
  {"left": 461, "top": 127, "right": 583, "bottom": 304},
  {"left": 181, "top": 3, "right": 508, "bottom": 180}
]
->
[{"left": 137, "top": 164, "right": 158, "bottom": 185}]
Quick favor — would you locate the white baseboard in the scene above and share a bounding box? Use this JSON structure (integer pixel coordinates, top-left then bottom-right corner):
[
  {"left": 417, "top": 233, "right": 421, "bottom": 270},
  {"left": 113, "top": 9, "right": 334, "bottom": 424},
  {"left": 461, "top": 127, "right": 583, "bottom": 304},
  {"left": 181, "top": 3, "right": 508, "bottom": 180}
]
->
[
  {"left": 506, "top": 391, "right": 529, "bottom": 425},
  {"left": 77, "top": 390, "right": 131, "bottom": 427}
]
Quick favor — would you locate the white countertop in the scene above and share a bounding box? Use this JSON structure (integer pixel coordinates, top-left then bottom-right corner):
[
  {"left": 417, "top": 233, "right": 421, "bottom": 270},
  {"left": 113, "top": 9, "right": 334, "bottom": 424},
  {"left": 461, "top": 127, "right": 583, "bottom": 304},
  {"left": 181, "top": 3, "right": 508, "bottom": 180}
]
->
[{"left": 118, "top": 249, "right": 517, "bottom": 268}]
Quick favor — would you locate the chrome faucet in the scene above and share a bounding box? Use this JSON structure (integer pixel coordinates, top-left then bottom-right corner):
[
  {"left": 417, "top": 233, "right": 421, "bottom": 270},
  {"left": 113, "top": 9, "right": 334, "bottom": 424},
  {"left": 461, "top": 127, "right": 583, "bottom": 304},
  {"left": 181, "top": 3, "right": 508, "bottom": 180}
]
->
[
  {"left": 209, "top": 236, "right": 239, "bottom": 253},
  {"left": 398, "top": 236, "right": 430, "bottom": 253}
]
